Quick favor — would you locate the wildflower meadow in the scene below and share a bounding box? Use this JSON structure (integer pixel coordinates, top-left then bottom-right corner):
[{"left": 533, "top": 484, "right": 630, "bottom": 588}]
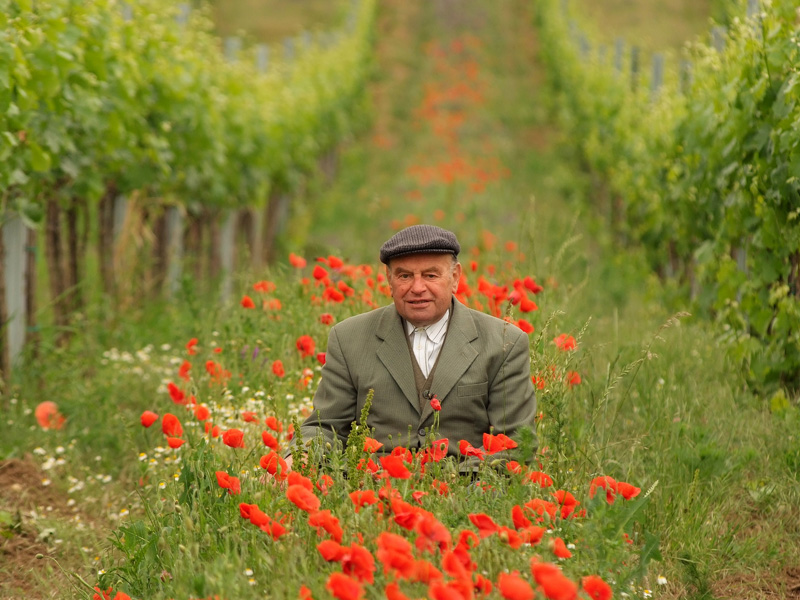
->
[{"left": 2, "top": 1, "right": 800, "bottom": 599}]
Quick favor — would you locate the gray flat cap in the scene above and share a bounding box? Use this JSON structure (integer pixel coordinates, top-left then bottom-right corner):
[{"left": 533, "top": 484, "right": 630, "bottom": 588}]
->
[{"left": 379, "top": 224, "right": 460, "bottom": 264}]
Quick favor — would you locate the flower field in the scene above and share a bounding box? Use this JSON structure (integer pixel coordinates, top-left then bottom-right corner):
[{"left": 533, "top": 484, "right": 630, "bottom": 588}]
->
[
  {"left": 79, "top": 254, "right": 656, "bottom": 600},
  {"left": 2, "top": 0, "right": 800, "bottom": 599}
]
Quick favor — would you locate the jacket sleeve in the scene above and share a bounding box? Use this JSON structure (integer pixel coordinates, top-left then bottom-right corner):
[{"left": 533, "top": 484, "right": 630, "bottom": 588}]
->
[
  {"left": 297, "top": 326, "right": 356, "bottom": 453},
  {"left": 486, "top": 326, "right": 537, "bottom": 457}
]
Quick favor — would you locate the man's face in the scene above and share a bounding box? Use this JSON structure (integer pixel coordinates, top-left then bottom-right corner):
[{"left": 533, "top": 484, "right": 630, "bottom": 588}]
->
[{"left": 386, "top": 253, "right": 462, "bottom": 327}]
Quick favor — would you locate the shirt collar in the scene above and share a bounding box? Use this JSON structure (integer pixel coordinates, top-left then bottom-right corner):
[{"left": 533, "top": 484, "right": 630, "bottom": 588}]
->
[{"left": 405, "top": 309, "right": 450, "bottom": 340}]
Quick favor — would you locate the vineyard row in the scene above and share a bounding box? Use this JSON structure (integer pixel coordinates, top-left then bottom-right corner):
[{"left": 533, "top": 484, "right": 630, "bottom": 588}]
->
[{"left": 0, "top": 0, "right": 377, "bottom": 380}]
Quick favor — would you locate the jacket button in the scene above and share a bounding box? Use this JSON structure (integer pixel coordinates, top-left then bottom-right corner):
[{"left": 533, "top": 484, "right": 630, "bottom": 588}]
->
[{"left": 418, "top": 429, "right": 426, "bottom": 437}]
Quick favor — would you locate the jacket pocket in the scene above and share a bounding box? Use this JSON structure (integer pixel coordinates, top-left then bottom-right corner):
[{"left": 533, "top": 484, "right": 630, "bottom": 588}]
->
[{"left": 457, "top": 382, "right": 488, "bottom": 397}]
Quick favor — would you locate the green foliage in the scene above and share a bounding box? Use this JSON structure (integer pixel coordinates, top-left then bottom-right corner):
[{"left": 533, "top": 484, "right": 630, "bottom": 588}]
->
[
  {"left": 0, "top": 0, "right": 376, "bottom": 215},
  {"left": 533, "top": 0, "right": 800, "bottom": 390}
]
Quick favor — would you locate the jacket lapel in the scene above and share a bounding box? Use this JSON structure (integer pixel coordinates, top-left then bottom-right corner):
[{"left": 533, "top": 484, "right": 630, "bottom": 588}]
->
[
  {"left": 376, "top": 305, "right": 420, "bottom": 413},
  {"left": 424, "top": 300, "right": 478, "bottom": 423}
]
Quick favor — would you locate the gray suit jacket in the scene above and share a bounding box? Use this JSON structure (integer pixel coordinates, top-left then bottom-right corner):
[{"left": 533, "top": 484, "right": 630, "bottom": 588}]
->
[{"left": 298, "top": 299, "right": 537, "bottom": 459}]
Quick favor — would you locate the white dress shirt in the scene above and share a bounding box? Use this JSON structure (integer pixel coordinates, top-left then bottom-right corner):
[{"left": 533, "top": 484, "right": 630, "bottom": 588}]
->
[{"left": 405, "top": 309, "right": 450, "bottom": 378}]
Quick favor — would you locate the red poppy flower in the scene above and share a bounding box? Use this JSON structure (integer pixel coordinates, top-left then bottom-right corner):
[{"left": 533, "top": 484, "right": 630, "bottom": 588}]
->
[
  {"left": 411, "top": 490, "right": 428, "bottom": 504},
  {"left": 475, "top": 573, "right": 493, "bottom": 595},
  {"left": 260, "top": 516, "right": 288, "bottom": 540},
  {"left": 589, "top": 476, "right": 618, "bottom": 503},
  {"left": 323, "top": 286, "right": 345, "bottom": 303},
  {"left": 566, "top": 371, "right": 581, "bottom": 386},
  {"left": 316, "top": 474, "right": 334, "bottom": 495},
  {"left": 511, "top": 505, "right": 531, "bottom": 529},
  {"left": 458, "top": 440, "right": 485, "bottom": 460},
  {"left": 553, "top": 334, "right": 576, "bottom": 351},
  {"left": 341, "top": 542, "right": 376, "bottom": 584},
  {"left": 287, "top": 471, "right": 313, "bottom": 491},
  {"left": 411, "top": 559, "right": 443, "bottom": 584},
  {"left": 140, "top": 410, "right": 159, "bottom": 428},
  {"left": 390, "top": 497, "right": 420, "bottom": 531},
  {"left": 385, "top": 582, "right": 411, "bottom": 600},
  {"left": 260, "top": 451, "right": 289, "bottom": 480},
  {"left": 530, "top": 560, "right": 578, "bottom": 600},
  {"left": 582, "top": 575, "right": 612, "bottom": 600},
  {"left": 167, "top": 382, "right": 186, "bottom": 404},
  {"left": 349, "top": 490, "right": 379, "bottom": 513},
  {"left": 166, "top": 437, "right": 185, "bottom": 449},
  {"left": 380, "top": 455, "right": 412, "bottom": 479},
  {"left": 316, "top": 352, "right": 327, "bottom": 365},
  {"left": 497, "top": 571, "right": 534, "bottom": 600},
  {"left": 390, "top": 446, "right": 413, "bottom": 463},
  {"left": 441, "top": 550, "right": 472, "bottom": 580},
  {"left": 318, "top": 539, "right": 346, "bottom": 562},
  {"left": 483, "top": 432, "right": 518, "bottom": 454},
  {"left": 357, "top": 458, "right": 379, "bottom": 474},
  {"left": 93, "top": 586, "right": 112, "bottom": 600},
  {"left": 286, "top": 484, "right": 320, "bottom": 512},
  {"left": 296, "top": 335, "right": 316, "bottom": 358},
  {"left": 308, "top": 509, "right": 343, "bottom": 542},
  {"left": 254, "top": 510, "right": 275, "bottom": 531},
  {"left": 430, "top": 396, "right": 442, "bottom": 411},
  {"left": 337, "top": 280, "right": 355, "bottom": 297},
  {"left": 429, "top": 580, "right": 471, "bottom": 600},
  {"left": 215, "top": 471, "right": 241, "bottom": 495},
  {"left": 261, "top": 431, "right": 279, "bottom": 450},
  {"left": 363, "top": 437, "right": 383, "bottom": 453},
  {"left": 161, "top": 413, "right": 183, "bottom": 437},
  {"left": 431, "top": 479, "right": 450, "bottom": 496},
  {"left": 506, "top": 461, "right": 523, "bottom": 474},
  {"left": 616, "top": 481, "right": 641, "bottom": 500},
  {"left": 186, "top": 337, "right": 198, "bottom": 355},
  {"left": 298, "top": 584, "right": 313, "bottom": 600},
  {"left": 272, "top": 360, "right": 285, "bottom": 378},
  {"left": 222, "top": 428, "right": 245, "bottom": 448},
  {"left": 468, "top": 513, "right": 499, "bottom": 538},
  {"left": 178, "top": 360, "right": 191, "bottom": 381},
  {"left": 194, "top": 405, "right": 210, "bottom": 421},
  {"left": 424, "top": 439, "right": 449, "bottom": 463},
  {"left": 523, "top": 276, "right": 543, "bottom": 294},
  {"left": 253, "top": 279, "right": 276, "bottom": 292},
  {"left": 312, "top": 265, "right": 328, "bottom": 280},
  {"left": 241, "top": 295, "right": 256, "bottom": 309},
  {"left": 265, "top": 415, "right": 284, "bottom": 433},
  {"left": 320, "top": 313, "right": 335, "bottom": 325},
  {"left": 242, "top": 411, "right": 259, "bottom": 423},
  {"left": 456, "top": 529, "right": 480, "bottom": 550},
  {"left": 415, "top": 513, "right": 451, "bottom": 554},
  {"left": 524, "top": 471, "right": 553, "bottom": 487},
  {"left": 516, "top": 319, "right": 534, "bottom": 334},
  {"left": 552, "top": 490, "right": 579, "bottom": 507},
  {"left": 520, "top": 525, "right": 546, "bottom": 545},
  {"left": 519, "top": 297, "right": 538, "bottom": 313},
  {"left": 328, "top": 255, "right": 344, "bottom": 270},
  {"left": 377, "top": 549, "right": 415, "bottom": 579},
  {"left": 551, "top": 537, "right": 572, "bottom": 559},
  {"left": 289, "top": 253, "right": 307, "bottom": 268},
  {"left": 326, "top": 572, "right": 363, "bottom": 600},
  {"left": 524, "top": 498, "right": 557, "bottom": 520}
]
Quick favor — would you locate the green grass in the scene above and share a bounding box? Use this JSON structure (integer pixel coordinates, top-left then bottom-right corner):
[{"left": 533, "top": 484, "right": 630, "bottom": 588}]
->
[{"left": 3, "top": 0, "right": 800, "bottom": 598}]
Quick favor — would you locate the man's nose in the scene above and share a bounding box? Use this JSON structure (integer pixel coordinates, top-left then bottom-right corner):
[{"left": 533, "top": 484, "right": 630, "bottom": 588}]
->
[{"left": 410, "top": 275, "right": 427, "bottom": 293}]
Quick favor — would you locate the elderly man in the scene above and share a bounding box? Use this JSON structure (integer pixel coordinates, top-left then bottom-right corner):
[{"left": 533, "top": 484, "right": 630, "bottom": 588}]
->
[{"left": 295, "top": 224, "right": 537, "bottom": 464}]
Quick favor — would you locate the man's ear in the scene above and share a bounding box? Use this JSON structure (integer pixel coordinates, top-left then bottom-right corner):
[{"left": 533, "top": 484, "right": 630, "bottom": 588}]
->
[{"left": 451, "top": 262, "right": 462, "bottom": 291}]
